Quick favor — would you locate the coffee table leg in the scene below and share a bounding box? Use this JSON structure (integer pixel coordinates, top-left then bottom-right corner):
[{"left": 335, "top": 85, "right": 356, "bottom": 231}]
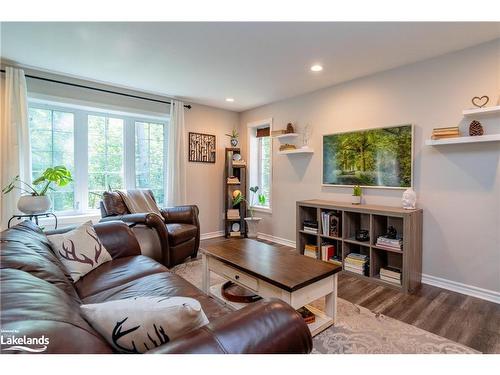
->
[
  {"left": 325, "top": 273, "right": 338, "bottom": 324},
  {"left": 202, "top": 253, "right": 210, "bottom": 294}
]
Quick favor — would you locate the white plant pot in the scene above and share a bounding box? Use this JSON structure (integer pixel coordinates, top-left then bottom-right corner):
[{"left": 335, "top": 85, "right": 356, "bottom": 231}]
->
[
  {"left": 17, "top": 195, "right": 51, "bottom": 214},
  {"left": 351, "top": 195, "right": 362, "bottom": 205},
  {"left": 244, "top": 217, "right": 262, "bottom": 238}
]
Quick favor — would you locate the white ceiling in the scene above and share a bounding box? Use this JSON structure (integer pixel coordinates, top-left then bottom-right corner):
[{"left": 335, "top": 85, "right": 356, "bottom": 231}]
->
[{"left": 1, "top": 22, "right": 499, "bottom": 112}]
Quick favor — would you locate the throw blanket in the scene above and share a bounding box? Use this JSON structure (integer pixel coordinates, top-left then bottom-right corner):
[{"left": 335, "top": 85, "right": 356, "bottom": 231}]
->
[{"left": 116, "top": 190, "right": 163, "bottom": 219}]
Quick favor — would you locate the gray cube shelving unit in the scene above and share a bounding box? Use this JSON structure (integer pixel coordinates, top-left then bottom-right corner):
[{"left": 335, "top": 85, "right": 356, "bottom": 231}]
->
[{"left": 297, "top": 199, "right": 423, "bottom": 293}]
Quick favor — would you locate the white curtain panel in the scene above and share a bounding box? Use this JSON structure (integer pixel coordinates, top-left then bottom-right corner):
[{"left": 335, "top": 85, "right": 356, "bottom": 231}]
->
[
  {"left": 0, "top": 67, "right": 31, "bottom": 230},
  {"left": 166, "top": 100, "right": 187, "bottom": 206}
]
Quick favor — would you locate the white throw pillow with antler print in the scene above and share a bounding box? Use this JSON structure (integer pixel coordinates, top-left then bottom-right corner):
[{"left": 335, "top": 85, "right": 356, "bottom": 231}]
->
[
  {"left": 80, "top": 296, "right": 209, "bottom": 353},
  {"left": 48, "top": 221, "right": 113, "bottom": 282}
]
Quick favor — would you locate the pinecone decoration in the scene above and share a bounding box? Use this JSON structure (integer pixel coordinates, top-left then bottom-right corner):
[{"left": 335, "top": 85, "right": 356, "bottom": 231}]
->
[{"left": 469, "top": 120, "right": 484, "bottom": 136}]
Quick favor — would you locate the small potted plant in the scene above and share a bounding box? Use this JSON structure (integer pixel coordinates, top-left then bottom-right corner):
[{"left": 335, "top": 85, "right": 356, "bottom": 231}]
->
[
  {"left": 351, "top": 185, "right": 362, "bottom": 205},
  {"left": 232, "top": 186, "right": 266, "bottom": 238},
  {"left": 225, "top": 128, "right": 239, "bottom": 147},
  {"left": 2, "top": 166, "right": 73, "bottom": 214}
]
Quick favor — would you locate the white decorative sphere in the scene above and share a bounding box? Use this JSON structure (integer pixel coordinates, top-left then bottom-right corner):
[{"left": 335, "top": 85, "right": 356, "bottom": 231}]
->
[{"left": 402, "top": 188, "right": 416, "bottom": 210}]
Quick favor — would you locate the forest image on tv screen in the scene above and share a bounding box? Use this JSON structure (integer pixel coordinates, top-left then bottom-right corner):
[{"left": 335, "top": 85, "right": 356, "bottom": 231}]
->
[{"left": 323, "top": 125, "right": 412, "bottom": 187}]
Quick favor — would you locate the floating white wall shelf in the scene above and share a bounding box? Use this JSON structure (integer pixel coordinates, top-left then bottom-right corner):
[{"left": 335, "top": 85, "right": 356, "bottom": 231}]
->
[
  {"left": 278, "top": 147, "right": 314, "bottom": 155},
  {"left": 462, "top": 105, "right": 500, "bottom": 117},
  {"left": 425, "top": 134, "right": 500, "bottom": 146},
  {"left": 274, "top": 133, "right": 299, "bottom": 139}
]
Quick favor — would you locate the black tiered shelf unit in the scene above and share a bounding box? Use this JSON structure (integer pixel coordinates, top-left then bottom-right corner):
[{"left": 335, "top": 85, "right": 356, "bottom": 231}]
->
[{"left": 224, "top": 148, "right": 247, "bottom": 238}]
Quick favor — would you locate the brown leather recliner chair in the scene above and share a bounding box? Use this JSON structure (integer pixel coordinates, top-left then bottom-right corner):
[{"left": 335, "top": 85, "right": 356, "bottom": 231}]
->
[{"left": 99, "top": 190, "right": 200, "bottom": 268}]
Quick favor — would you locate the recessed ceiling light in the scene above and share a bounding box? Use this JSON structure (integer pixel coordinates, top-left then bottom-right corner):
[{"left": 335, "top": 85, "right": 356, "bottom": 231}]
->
[
  {"left": 225, "top": 98, "right": 235, "bottom": 102},
  {"left": 310, "top": 64, "right": 323, "bottom": 72}
]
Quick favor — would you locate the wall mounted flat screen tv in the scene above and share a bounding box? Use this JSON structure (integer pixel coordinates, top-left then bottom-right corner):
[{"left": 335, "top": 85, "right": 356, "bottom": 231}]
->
[{"left": 322, "top": 124, "right": 413, "bottom": 188}]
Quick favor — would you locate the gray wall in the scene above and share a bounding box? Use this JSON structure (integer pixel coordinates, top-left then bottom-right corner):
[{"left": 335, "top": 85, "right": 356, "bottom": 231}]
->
[{"left": 239, "top": 40, "right": 500, "bottom": 293}]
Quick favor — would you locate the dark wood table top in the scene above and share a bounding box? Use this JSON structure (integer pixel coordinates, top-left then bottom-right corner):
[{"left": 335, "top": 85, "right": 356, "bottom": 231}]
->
[{"left": 201, "top": 239, "right": 342, "bottom": 292}]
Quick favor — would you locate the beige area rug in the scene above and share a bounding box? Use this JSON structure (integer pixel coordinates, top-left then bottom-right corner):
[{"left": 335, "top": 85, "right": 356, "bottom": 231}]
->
[{"left": 171, "top": 258, "right": 479, "bottom": 354}]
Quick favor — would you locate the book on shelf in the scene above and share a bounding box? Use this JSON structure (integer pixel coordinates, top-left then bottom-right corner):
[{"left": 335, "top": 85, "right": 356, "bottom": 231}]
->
[
  {"left": 296, "top": 306, "right": 315, "bottom": 324},
  {"left": 380, "top": 274, "right": 402, "bottom": 285},
  {"left": 226, "top": 209, "right": 240, "bottom": 219},
  {"left": 345, "top": 265, "right": 366, "bottom": 275},
  {"left": 304, "top": 244, "right": 318, "bottom": 258},
  {"left": 431, "top": 126, "right": 460, "bottom": 140},
  {"left": 320, "top": 244, "right": 335, "bottom": 261},
  {"left": 227, "top": 176, "right": 240, "bottom": 184},
  {"left": 320, "top": 211, "right": 341, "bottom": 237},
  {"left": 380, "top": 266, "right": 402, "bottom": 280},
  {"left": 271, "top": 129, "right": 287, "bottom": 137},
  {"left": 303, "top": 227, "right": 318, "bottom": 234},
  {"left": 344, "top": 253, "right": 369, "bottom": 275},
  {"left": 232, "top": 160, "right": 246, "bottom": 167},
  {"left": 303, "top": 220, "right": 319, "bottom": 234},
  {"left": 376, "top": 236, "right": 403, "bottom": 250}
]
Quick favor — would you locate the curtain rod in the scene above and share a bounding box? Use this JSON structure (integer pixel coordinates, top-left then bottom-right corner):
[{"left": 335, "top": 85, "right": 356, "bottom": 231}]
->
[{"left": 0, "top": 69, "right": 192, "bottom": 109}]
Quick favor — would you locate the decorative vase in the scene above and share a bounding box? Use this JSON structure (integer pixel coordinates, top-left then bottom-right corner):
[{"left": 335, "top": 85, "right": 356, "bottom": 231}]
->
[
  {"left": 244, "top": 217, "right": 262, "bottom": 238},
  {"left": 17, "top": 195, "right": 51, "bottom": 214},
  {"left": 351, "top": 195, "right": 361, "bottom": 205},
  {"left": 402, "top": 188, "right": 417, "bottom": 209},
  {"left": 230, "top": 137, "right": 238, "bottom": 147}
]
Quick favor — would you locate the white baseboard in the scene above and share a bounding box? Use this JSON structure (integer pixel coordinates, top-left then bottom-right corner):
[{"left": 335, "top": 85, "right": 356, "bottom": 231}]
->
[
  {"left": 200, "top": 230, "right": 224, "bottom": 240},
  {"left": 257, "top": 232, "right": 296, "bottom": 248},
  {"left": 421, "top": 273, "right": 500, "bottom": 304}
]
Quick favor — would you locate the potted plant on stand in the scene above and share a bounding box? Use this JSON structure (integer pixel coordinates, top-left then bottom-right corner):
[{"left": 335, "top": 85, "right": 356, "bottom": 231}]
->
[
  {"left": 232, "top": 186, "right": 266, "bottom": 238},
  {"left": 351, "top": 185, "right": 362, "bottom": 205},
  {"left": 225, "top": 128, "right": 239, "bottom": 147},
  {"left": 2, "top": 166, "right": 73, "bottom": 214}
]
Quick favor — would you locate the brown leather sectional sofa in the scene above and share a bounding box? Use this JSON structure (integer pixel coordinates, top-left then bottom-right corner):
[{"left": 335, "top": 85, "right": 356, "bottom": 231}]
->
[{"left": 0, "top": 221, "right": 312, "bottom": 354}]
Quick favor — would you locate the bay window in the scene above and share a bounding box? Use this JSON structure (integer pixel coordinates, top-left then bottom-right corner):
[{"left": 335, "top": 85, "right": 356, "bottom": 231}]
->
[{"left": 28, "top": 101, "right": 168, "bottom": 214}]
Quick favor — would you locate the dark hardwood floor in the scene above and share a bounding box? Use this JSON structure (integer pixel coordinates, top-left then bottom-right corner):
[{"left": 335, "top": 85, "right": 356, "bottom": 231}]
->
[{"left": 200, "top": 237, "right": 500, "bottom": 353}]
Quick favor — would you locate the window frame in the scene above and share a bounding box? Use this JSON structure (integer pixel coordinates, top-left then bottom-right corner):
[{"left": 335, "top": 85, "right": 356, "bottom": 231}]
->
[
  {"left": 247, "top": 118, "right": 273, "bottom": 213},
  {"left": 28, "top": 99, "right": 169, "bottom": 216}
]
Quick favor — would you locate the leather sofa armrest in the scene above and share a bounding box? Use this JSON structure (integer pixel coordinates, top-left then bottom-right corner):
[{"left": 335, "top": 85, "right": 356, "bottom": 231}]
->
[
  {"left": 145, "top": 299, "right": 313, "bottom": 354},
  {"left": 160, "top": 205, "right": 199, "bottom": 225},
  {"left": 100, "top": 213, "right": 171, "bottom": 266}
]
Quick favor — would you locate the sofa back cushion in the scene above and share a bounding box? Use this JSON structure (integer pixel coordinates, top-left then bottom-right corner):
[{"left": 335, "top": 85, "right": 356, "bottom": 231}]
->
[{"left": 0, "top": 221, "right": 79, "bottom": 299}]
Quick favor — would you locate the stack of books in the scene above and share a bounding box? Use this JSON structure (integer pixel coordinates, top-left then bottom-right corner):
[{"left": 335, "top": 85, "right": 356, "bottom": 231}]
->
[
  {"left": 320, "top": 211, "right": 341, "bottom": 237},
  {"left": 226, "top": 209, "right": 240, "bottom": 220},
  {"left": 296, "top": 306, "right": 315, "bottom": 324},
  {"left": 232, "top": 160, "right": 246, "bottom": 167},
  {"left": 304, "top": 244, "right": 318, "bottom": 258},
  {"left": 320, "top": 243, "right": 342, "bottom": 266},
  {"left": 380, "top": 266, "right": 402, "bottom": 286},
  {"left": 431, "top": 126, "right": 460, "bottom": 140},
  {"left": 303, "top": 220, "right": 318, "bottom": 234},
  {"left": 271, "top": 129, "right": 286, "bottom": 137},
  {"left": 344, "top": 253, "right": 369, "bottom": 275},
  {"left": 227, "top": 176, "right": 240, "bottom": 184},
  {"left": 376, "top": 236, "right": 403, "bottom": 251}
]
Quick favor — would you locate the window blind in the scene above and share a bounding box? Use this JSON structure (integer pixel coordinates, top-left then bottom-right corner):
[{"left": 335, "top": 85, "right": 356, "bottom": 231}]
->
[{"left": 256, "top": 126, "right": 270, "bottom": 138}]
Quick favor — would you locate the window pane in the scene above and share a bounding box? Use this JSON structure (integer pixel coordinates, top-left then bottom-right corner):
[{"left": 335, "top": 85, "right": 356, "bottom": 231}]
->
[
  {"left": 88, "top": 115, "right": 124, "bottom": 209},
  {"left": 259, "top": 136, "right": 271, "bottom": 207},
  {"left": 29, "top": 108, "right": 75, "bottom": 212},
  {"left": 135, "top": 121, "right": 165, "bottom": 206}
]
